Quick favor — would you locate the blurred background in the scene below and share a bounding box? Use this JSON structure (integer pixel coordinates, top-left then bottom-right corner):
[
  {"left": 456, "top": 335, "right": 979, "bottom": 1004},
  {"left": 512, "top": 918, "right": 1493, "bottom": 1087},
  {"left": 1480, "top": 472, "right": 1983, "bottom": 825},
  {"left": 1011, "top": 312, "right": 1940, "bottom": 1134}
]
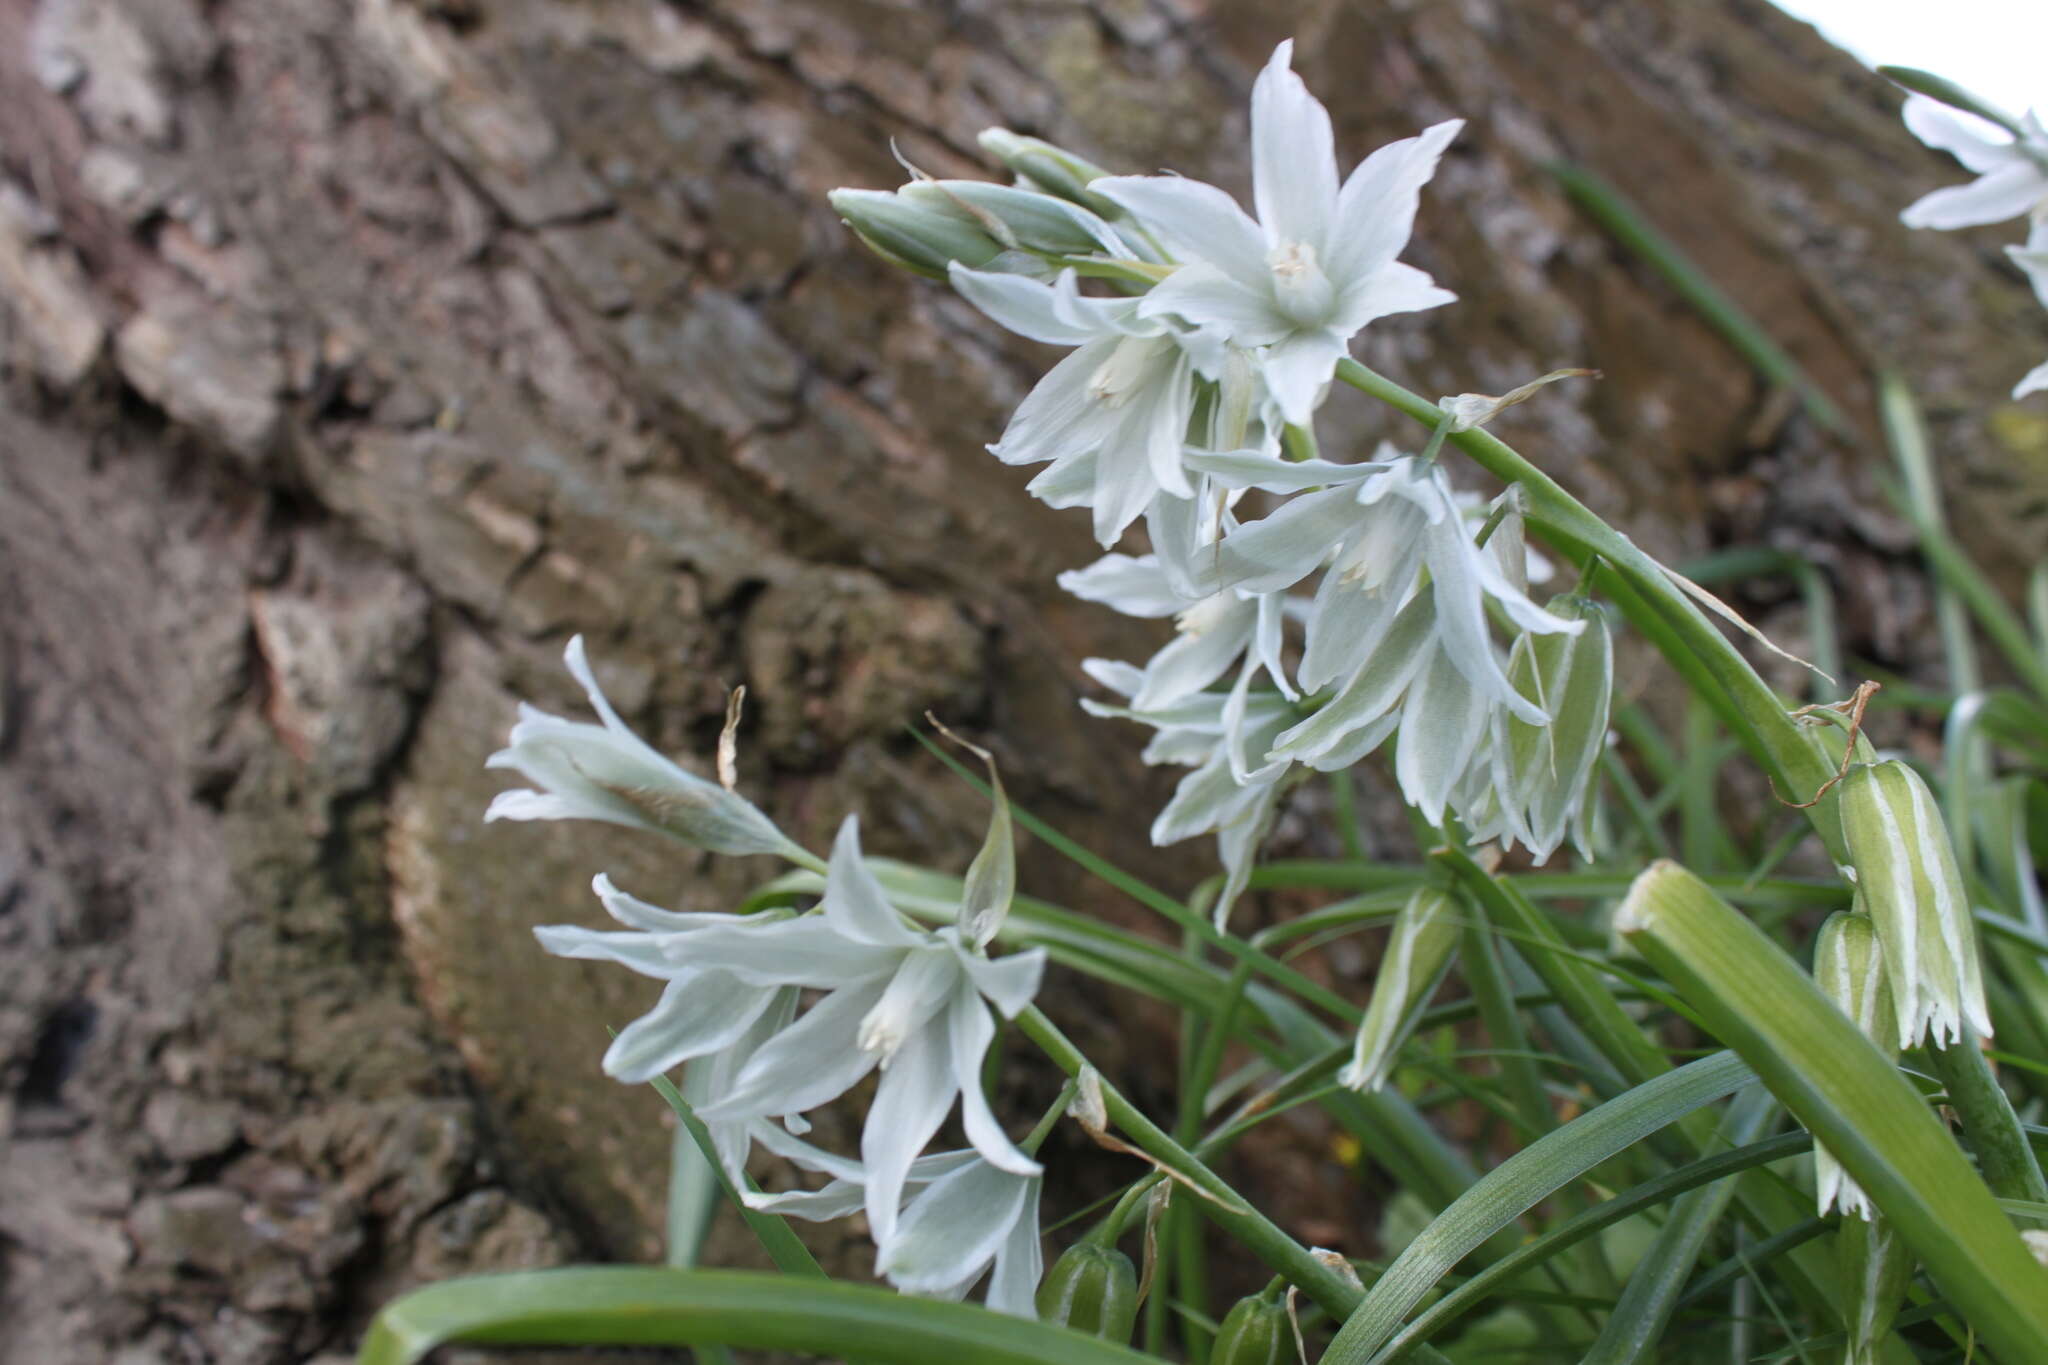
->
[{"left": 0, "top": 1, "right": 2042, "bottom": 1361}]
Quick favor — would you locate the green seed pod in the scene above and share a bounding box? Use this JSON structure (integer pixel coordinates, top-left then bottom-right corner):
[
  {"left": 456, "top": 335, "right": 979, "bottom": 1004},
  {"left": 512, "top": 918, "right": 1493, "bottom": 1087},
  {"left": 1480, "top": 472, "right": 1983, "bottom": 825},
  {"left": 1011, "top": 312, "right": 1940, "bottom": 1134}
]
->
[
  {"left": 1210, "top": 1289, "right": 1291, "bottom": 1365},
  {"left": 826, "top": 187, "right": 1004, "bottom": 279},
  {"left": 1339, "top": 886, "right": 1461, "bottom": 1093},
  {"left": 1035, "top": 1241, "right": 1138, "bottom": 1342},
  {"left": 1494, "top": 592, "right": 1612, "bottom": 862},
  {"left": 1837, "top": 760, "right": 1992, "bottom": 1049}
]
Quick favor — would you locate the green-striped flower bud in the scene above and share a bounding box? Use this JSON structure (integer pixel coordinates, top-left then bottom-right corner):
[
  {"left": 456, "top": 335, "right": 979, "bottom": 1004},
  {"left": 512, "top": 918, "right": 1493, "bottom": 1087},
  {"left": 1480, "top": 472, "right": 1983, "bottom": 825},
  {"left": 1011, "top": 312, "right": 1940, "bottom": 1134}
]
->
[
  {"left": 1210, "top": 1288, "right": 1291, "bottom": 1365},
  {"left": 1813, "top": 909, "right": 1897, "bottom": 1220},
  {"left": 1035, "top": 1241, "right": 1138, "bottom": 1342},
  {"left": 1494, "top": 593, "right": 1613, "bottom": 862},
  {"left": 1339, "top": 887, "right": 1461, "bottom": 1093},
  {"left": 899, "top": 180, "right": 1122, "bottom": 259},
  {"left": 827, "top": 187, "right": 1005, "bottom": 279},
  {"left": 977, "top": 128, "right": 1114, "bottom": 206},
  {"left": 1837, "top": 760, "right": 1992, "bottom": 1049}
]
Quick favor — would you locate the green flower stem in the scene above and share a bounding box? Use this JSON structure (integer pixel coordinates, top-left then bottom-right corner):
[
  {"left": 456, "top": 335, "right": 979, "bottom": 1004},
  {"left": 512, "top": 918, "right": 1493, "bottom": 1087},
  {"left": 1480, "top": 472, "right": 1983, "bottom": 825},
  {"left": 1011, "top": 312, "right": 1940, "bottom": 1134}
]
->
[
  {"left": 1925, "top": 1028, "right": 2048, "bottom": 1204},
  {"left": 1336, "top": 358, "right": 1848, "bottom": 865},
  {"left": 1015, "top": 1005, "right": 1365, "bottom": 1322}
]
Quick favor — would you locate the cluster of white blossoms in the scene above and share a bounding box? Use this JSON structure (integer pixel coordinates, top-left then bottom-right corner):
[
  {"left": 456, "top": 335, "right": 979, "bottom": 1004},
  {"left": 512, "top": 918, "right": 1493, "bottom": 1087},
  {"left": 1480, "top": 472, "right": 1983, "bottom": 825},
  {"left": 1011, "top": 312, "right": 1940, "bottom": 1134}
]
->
[
  {"left": 837, "top": 42, "right": 1612, "bottom": 922},
  {"left": 1899, "top": 91, "right": 2048, "bottom": 397},
  {"left": 489, "top": 637, "right": 1047, "bottom": 1314}
]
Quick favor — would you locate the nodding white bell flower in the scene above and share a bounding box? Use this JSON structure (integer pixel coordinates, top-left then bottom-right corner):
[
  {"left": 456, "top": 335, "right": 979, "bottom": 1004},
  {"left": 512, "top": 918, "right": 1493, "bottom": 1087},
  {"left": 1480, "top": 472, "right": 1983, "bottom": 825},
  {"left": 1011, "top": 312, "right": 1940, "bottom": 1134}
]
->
[
  {"left": 1899, "top": 95, "right": 2048, "bottom": 230},
  {"left": 1091, "top": 41, "right": 1461, "bottom": 426},
  {"left": 1081, "top": 656, "right": 1299, "bottom": 926},
  {"left": 947, "top": 263, "right": 1226, "bottom": 546},
  {"left": 750, "top": 1149, "right": 1043, "bottom": 1317},
  {"left": 486, "top": 636, "right": 806, "bottom": 862},
  {"left": 682, "top": 817, "right": 1047, "bottom": 1248},
  {"left": 2008, "top": 217, "right": 2048, "bottom": 398},
  {"left": 1811, "top": 910, "right": 1896, "bottom": 1221},
  {"left": 1057, "top": 551, "right": 1295, "bottom": 708}
]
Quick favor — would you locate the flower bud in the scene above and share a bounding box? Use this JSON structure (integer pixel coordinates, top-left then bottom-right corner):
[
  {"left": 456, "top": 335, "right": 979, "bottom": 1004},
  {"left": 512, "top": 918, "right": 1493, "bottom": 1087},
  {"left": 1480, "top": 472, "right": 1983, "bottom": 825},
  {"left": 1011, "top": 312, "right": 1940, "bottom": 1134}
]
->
[
  {"left": 1035, "top": 1241, "right": 1138, "bottom": 1342},
  {"left": 1813, "top": 910, "right": 1896, "bottom": 1219},
  {"left": 1493, "top": 593, "right": 1612, "bottom": 862},
  {"left": 827, "top": 187, "right": 1005, "bottom": 279},
  {"left": 898, "top": 179, "right": 1120, "bottom": 258},
  {"left": 977, "top": 128, "right": 1113, "bottom": 206},
  {"left": 1340, "top": 886, "right": 1461, "bottom": 1093},
  {"left": 1210, "top": 1288, "right": 1291, "bottom": 1365},
  {"left": 1837, "top": 760, "right": 1992, "bottom": 1049},
  {"left": 485, "top": 637, "right": 805, "bottom": 861}
]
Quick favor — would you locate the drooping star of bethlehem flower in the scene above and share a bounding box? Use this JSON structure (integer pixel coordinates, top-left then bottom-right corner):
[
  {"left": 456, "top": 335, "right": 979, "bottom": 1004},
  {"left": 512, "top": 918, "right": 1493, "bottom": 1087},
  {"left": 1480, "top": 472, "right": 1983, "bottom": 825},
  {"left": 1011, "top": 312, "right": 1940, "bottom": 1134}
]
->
[
  {"left": 1899, "top": 93, "right": 2048, "bottom": 230},
  {"left": 1091, "top": 40, "right": 1462, "bottom": 426},
  {"left": 750, "top": 1149, "right": 1044, "bottom": 1316},
  {"left": 668, "top": 817, "right": 1048, "bottom": 1247},
  {"left": 947, "top": 264, "right": 1223, "bottom": 546}
]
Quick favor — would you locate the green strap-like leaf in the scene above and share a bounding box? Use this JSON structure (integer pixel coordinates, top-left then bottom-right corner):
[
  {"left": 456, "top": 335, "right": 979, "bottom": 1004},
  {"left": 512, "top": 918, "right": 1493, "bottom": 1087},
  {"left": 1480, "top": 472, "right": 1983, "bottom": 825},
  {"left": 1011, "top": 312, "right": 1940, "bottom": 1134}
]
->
[
  {"left": 1616, "top": 862, "right": 2048, "bottom": 1365},
  {"left": 356, "top": 1267, "right": 1169, "bottom": 1365},
  {"left": 1321, "top": 1051, "right": 1755, "bottom": 1364}
]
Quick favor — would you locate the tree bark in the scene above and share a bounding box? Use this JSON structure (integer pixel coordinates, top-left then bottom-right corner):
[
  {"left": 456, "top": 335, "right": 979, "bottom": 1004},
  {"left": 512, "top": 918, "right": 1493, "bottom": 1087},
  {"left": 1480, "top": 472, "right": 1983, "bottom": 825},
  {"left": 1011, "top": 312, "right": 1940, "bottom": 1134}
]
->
[{"left": 1, "top": 0, "right": 2041, "bottom": 1360}]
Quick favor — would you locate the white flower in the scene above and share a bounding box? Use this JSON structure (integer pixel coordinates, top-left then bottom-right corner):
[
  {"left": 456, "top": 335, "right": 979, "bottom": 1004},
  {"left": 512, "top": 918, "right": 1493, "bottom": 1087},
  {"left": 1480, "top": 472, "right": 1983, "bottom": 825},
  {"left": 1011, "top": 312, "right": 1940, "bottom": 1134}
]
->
[
  {"left": 1057, "top": 551, "right": 1295, "bottom": 709},
  {"left": 1092, "top": 41, "right": 1461, "bottom": 425},
  {"left": 486, "top": 636, "right": 803, "bottom": 861},
  {"left": 687, "top": 817, "right": 1047, "bottom": 1246},
  {"left": 1080, "top": 656, "right": 1297, "bottom": 926},
  {"left": 2008, "top": 215, "right": 2048, "bottom": 398},
  {"left": 1899, "top": 94, "right": 2048, "bottom": 230},
  {"left": 948, "top": 264, "right": 1218, "bottom": 546},
  {"left": 751, "top": 1150, "right": 1044, "bottom": 1317}
]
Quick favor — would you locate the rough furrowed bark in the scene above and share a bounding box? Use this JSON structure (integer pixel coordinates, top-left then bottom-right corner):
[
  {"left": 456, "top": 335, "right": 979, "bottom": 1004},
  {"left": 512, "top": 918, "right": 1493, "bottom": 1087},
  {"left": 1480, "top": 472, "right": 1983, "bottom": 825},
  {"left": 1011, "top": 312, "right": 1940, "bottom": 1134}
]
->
[{"left": 0, "top": 1, "right": 2041, "bottom": 1361}]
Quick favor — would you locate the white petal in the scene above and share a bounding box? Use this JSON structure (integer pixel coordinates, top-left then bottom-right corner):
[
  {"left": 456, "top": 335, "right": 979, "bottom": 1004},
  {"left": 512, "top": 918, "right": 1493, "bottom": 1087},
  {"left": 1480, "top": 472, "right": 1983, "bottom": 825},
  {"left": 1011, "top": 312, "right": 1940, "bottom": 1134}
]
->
[
  {"left": 1325, "top": 119, "right": 1463, "bottom": 287},
  {"left": 1336, "top": 260, "right": 1457, "bottom": 332},
  {"left": 1025, "top": 450, "right": 1097, "bottom": 507},
  {"left": 1251, "top": 40, "right": 1338, "bottom": 251},
  {"left": 700, "top": 978, "right": 889, "bottom": 1119},
  {"left": 948, "top": 265, "right": 1104, "bottom": 346},
  {"left": 879, "top": 1158, "right": 1032, "bottom": 1295},
  {"left": 946, "top": 989, "right": 1041, "bottom": 1174},
  {"left": 1180, "top": 485, "right": 1360, "bottom": 596},
  {"left": 1274, "top": 596, "right": 1435, "bottom": 764},
  {"left": 562, "top": 634, "right": 632, "bottom": 736},
  {"left": 1394, "top": 646, "right": 1489, "bottom": 826},
  {"left": 861, "top": 1023, "right": 959, "bottom": 1247},
  {"left": 858, "top": 948, "right": 964, "bottom": 1058},
  {"left": 1422, "top": 518, "right": 1545, "bottom": 723},
  {"left": 1901, "top": 163, "right": 2048, "bottom": 229},
  {"left": 1259, "top": 329, "right": 1346, "bottom": 426},
  {"left": 671, "top": 915, "right": 901, "bottom": 988},
  {"left": 1091, "top": 174, "right": 1269, "bottom": 281},
  {"left": 532, "top": 924, "right": 681, "bottom": 978},
  {"left": 483, "top": 789, "right": 612, "bottom": 825},
  {"left": 602, "top": 972, "right": 777, "bottom": 1082},
  {"left": 820, "top": 816, "right": 924, "bottom": 947},
  {"left": 1132, "top": 604, "right": 1253, "bottom": 710},
  {"left": 743, "top": 1178, "right": 870, "bottom": 1222},
  {"left": 591, "top": 873, "right": 731, "bottom": 932},
  {"left": 1138, "top": 262, "right": 1292, "bottom": 346},
  {"left": 983, "top": 1176, "right": 1045, "bottom": 1317},
  {"left": 1057, "top": 554, "right": 1184, "bottom": 617},
  {"left": 2017, "top": 360, "right": 2048, "bottom": 399},
  {"left": 1902, "top": 94, "right": 2016, "bottom": 174},
  {"left": 991, "top": 341, "right": 1116, "bottom": 467},
  {"left": 1182, "top": 447, "right": 1386, "bottom": 490},
  {"left": 958, "top": 946, "right": 1047, "bottom": 1020},
  {"left": 1081, "top": 657, "right": 1145, "bottom": 698},
  {"left": 1298, "top": 569, "right": 1418, "bottom": 694}
]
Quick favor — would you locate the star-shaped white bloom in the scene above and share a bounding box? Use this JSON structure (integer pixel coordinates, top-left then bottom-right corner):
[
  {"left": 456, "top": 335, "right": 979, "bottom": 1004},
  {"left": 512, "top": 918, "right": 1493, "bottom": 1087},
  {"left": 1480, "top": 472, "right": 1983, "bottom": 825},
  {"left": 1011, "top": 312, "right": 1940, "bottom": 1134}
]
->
[
  {"left": 948, "top": 264, "right": 1225, "bottom": 546},
  {"left": 1091, "top": 41, "right": 1462, "bottom": 425},
  {"left": 1057, "top": 550, "right": 1295, "bottom": 709},
  {"left": 1900, "top": 94, "right": 2048, "bottom": 230},
  {"left": 682, "top": 817, "right": 1047, "bottom": 1247}
]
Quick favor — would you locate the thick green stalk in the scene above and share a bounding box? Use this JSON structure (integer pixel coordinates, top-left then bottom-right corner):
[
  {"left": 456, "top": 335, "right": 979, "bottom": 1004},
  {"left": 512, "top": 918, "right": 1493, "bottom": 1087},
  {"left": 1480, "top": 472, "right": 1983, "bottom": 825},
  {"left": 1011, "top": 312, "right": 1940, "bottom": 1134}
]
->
[
  {"left": 1336, "top": 359, "right": 1846, "bottom": 863},
  {"left": 1925, "top": 1027, "right": 2048, "bottom": 1204}
]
